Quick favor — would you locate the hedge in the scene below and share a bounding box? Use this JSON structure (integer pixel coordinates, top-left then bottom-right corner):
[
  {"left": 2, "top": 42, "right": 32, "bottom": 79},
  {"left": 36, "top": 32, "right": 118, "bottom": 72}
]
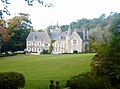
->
[
  {"left": 0, "top": 72, "right": 25, "bottom": 89},
  {"left": 66, "top": 72, "right": 110, "bottom": 89}
]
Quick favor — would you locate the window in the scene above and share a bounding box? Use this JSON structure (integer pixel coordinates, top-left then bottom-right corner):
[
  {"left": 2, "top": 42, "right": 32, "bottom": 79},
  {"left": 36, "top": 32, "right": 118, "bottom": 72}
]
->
[
  {"left": 63, "top": 44, "right": 66, "bottom": 48},
  {"left": 72, "top": 39, "right": 78, "bottom": 45},
  {"left": 31, "top": 42, "right": 33, "bottom": 46},
  {"left": 32, "top": 42, "right": 35, "bottom": 46},
  {"left": 58, "top": 43, "right": 60, "bottom": 47},
  {"left": 34, "top": 42, "right": 36, "bottom": 46},
  {"left": 28, "top": 42, "right": 30, "bottom": 46},
  {"left": 85, "top": 44, "right": 88, "bottom": 49},
  {"left": 27, "top": 47, "right": 31, "bottom": 51},
  {"left": 39, "top": 48, "right": 41, "bottom": 52},
  {"left": 36, "top": 42, "right": 41, "bottom": 46},
  {"left": 33, "top": 42, "right": 35, "bottom": 46},
  {"left": 35, "top": 36, "right": 37, "bottom": 40},
  {"left": 44, "top": 43, "right": 48, "bottom": 47},
  {"left": 39, "top": 43, "right": 41, "bottom": 46}
]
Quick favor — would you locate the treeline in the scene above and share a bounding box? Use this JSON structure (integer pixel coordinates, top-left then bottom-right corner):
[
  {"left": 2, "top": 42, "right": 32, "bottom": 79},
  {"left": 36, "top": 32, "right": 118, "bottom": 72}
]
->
[
  {"left": 47, "top": 12, "right": 120, "bottom": 52},
  {"left": 0, "top": 13, "right": 33, "bottom": 54},
  {"left": 1, "top": 12, "right": 120, "bottom": 53}
]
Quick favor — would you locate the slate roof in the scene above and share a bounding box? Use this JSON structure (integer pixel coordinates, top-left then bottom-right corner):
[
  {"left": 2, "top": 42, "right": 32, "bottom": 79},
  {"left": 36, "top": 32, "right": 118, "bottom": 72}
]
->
[
  {"left": 76, "top": 32, "right": 83, "bottom": 40},
  {"left": 48, "top": 32, "right": 60, "bottom": 40},
  {"left": 26, "top": 32, "right": 50, "bottom": 41},
  {"left": 26, "top": 31, "right": 85, "bottom": 41},
  {"left": 48, "top": 31, "right": 67, "bottom": 40},
  {"left": 76, "top": 32, "right": 88, "bottom": 41}
]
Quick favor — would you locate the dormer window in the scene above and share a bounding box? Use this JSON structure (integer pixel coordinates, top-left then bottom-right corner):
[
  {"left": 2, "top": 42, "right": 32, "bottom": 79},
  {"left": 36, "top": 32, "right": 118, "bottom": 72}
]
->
[
  {"left": 35, "top": 36, "right": 37, "bottom": 40},
  {"left": 59, "top": 36, "right": 62, "bottom": 40}
]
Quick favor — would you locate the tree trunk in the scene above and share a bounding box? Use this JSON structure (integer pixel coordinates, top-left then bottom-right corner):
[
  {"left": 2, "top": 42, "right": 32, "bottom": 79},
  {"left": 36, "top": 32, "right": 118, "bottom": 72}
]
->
[
  {"left": 0, "top": 45, "right": 2, "bottom": 54},
  {"left": 0, "top": 43, "right": 3, "bottom": 54}
]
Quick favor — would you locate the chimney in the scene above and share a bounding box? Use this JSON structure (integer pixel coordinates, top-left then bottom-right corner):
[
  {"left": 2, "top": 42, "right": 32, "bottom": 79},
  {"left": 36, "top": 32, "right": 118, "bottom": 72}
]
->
[
  {"left": 86, "top": 31, "right": 89, "bottom": 40},
  {"left": 74, "top": 29, "right": 77, "bottom": 32},
  {"left": 83, "top": 30, "right": 85, "bottom": 40}
]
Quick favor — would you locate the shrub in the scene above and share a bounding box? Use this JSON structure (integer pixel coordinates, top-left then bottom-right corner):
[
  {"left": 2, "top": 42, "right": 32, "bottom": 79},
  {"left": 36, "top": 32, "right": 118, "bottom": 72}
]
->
[
  {"left": 0, "top": 53, "right": 17, "bottom": 57},
  {"left": 41, "top": 49, "right": 50, "bottom": 54},
  {"left": 0, "top": 72, "right": 25, "bottom": 89},
  {"left": 66, "top": 72, "right": 110, "bottom": 89}
]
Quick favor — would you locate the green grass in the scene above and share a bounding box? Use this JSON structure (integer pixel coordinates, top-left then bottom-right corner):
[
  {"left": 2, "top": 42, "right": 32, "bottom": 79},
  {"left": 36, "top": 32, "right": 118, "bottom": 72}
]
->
[{"left": 0, "top": 53, "right": 95, "bottom": 89}]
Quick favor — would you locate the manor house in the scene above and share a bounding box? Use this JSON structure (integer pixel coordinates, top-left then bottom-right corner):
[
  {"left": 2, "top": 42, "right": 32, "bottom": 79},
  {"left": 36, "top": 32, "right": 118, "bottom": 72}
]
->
[{"left": 26, "top": 24, "right": 89, "bottom": 54}]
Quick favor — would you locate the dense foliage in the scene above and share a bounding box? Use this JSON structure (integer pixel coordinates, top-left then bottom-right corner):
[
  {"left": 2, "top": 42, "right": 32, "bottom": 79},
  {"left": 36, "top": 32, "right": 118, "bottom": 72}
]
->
[
  {"left": 0, "top": 26, "right": 10, "bottom": 54},
  {"left": 47, "top": 12, "right": 120, "bottom": 52},
  {"left": 0, "top": 0, "right": 53, "bottom": 53},
  {"left": 0, "top": 72, "right": 25, "bottom": 89},
  {"left": 66, "top": 72, "right": 110, "bottom": 89},
  {"left": 91, "top": 14, "right": 120, "bottom": 88},
  {"left": 0, "top": 13, "right": 32, "bottom": 53},
  {"left": 66, "top": 13, "right": 120, "bottom": 89}
]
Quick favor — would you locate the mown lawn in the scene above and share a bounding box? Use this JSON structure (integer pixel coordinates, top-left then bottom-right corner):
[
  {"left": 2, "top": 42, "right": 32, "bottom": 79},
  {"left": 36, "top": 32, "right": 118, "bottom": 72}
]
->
[{"left": 0, "top": 53, "right": 95, "bottom": 89}]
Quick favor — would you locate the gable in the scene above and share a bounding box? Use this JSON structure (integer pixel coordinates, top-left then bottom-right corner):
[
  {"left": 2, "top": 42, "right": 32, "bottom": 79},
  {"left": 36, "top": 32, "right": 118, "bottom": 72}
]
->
[
  {"left": 68, "top": 31, "right": 83, "bottom": 41},
  {"left": 76, "top": 32, "right": 83, "bottom": 40}
]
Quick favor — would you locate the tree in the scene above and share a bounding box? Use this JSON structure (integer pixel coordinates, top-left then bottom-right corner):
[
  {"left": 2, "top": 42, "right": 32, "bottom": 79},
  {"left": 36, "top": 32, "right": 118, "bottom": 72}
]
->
[
  {"left": 0, "top": 13, "right": 33, "bottom": 53},
  {"left": 7, "top": 13, "right": 33, "bottom": 36},
  {"left": 60, "top": 25, "right": 69, "bottom": 32},
  {"left": 66, "top": 13, "right": 120, "bottom": 89},
  {"left": 1, "top": 13, "right": 32, "bottom": 52},
  {"left": 91, "top": 14, "right": 120, "bottom": 88},
  {"left": 0, "top": 26, "right": 10, "bottom": 54},
  {"left": 49, "top": 40, "right": 55, "bottom": 53},
  {"left": 0, "top": 0, "right": 53, "bottom": 53}
]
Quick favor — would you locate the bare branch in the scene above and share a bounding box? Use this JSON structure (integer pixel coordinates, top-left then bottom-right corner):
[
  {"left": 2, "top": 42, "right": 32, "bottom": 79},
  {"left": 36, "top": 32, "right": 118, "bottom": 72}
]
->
[
  {"left": 3, "top": 5, "right": 10, "bottom": 15},
  {"left": 0, "top": 0, "right": 53, "bottom": 18},
  {"left": 25, "top": 0, "right": 35, "bottom": 6},
  {"left": 25, "top": 0, "right": 54, "bottom": 7},
  {"left": 1, "top": 0, "right": 10, "bottom": 4}
]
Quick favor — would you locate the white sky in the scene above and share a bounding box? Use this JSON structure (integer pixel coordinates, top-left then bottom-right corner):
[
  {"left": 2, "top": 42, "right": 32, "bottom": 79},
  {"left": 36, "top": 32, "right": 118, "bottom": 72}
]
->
[{"left": 1, "top": 0, "right": 120, "bottom": 30}]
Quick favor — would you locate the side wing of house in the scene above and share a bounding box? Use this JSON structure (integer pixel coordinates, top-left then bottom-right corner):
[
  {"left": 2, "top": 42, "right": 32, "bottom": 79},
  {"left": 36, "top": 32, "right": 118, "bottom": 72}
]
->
[
  {"left": 50, "top": 32, "right": 67, "bottom": 54},
  {"left": 66, "top": 31, "right": 83, "bottom": 53},
  {"left": 52, "top": 40, "right": 66, "bottom": 54},
  {"left": 26, "top": 32, "right": 51, "bottom": 54}
]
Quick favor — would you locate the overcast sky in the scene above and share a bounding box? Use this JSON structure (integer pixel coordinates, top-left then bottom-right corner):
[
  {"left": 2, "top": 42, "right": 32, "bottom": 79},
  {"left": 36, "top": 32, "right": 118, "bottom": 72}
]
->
[{"left": 1, "top": 0, "right": 120, "bottom": 30}]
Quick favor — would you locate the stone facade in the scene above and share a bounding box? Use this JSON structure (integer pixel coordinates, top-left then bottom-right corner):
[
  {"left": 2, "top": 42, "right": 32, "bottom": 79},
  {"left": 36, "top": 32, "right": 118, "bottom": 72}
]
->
[
  {"left": 26, "top": 26, "right": 89, "bottom": 54},
  {"left": 66, "top": 31, "right": 83, "bottom": 53}
]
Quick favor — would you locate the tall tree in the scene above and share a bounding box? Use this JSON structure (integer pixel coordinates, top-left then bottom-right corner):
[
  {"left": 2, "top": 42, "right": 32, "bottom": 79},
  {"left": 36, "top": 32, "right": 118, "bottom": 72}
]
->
[
  {"left": 91, "top": 14, "right": 120, "bottom": 88},
  {"left": 7, "top": 13, "right": 32, "bottom": 36},
  {"left": 0, "top": 26, "right": 10, "bottom": 54},
  {"left": 2, "top": 13, "right": 32, "bottom": 52}
]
